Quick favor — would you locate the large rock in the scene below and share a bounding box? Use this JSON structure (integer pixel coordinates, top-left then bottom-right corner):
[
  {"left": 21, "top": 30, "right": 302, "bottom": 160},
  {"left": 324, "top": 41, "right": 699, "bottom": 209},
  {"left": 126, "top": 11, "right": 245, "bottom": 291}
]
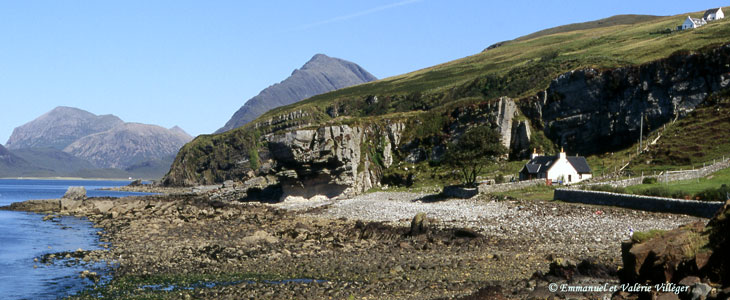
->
[
  {"left": 265, "top": 123, "right": 405, "bottom": 200},
  {"left": 63, "top": 186, "right": 87, "bottom": 200},
  {"left": 269, "top": 125, "right": 365, "bottom": 200},
  {"left": 621, "top": 200, "right": 730, "bottom": 289},
  {"left": 409, "top": 212, "right": 429, "bottom": 236}
]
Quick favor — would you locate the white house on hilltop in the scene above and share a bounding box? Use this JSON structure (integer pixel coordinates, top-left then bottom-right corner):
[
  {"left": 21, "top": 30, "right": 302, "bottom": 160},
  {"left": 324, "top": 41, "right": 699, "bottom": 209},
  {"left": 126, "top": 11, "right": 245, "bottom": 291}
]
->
[
  {"left": 704, "top": 8, "right": 724, "bottom": 21},
  {"left": 519, "top": 148, "right": 592, "bottom": 184},
  {"left": 682, "top": 16, "right": 707, "bottom": 30},
  {"left": 680, "top": 8, "right": 723, "bottom": 30}
]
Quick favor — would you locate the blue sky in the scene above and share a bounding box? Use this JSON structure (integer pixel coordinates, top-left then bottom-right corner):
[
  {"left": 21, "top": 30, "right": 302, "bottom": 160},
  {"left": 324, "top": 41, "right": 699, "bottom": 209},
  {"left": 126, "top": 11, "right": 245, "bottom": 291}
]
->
[{"left": 0, "top": 0, "right": 726, "bottom": 144}]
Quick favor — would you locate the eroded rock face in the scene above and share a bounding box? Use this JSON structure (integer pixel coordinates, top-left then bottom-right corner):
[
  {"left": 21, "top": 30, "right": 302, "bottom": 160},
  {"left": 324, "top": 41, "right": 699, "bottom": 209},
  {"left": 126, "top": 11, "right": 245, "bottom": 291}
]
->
[
  {"left": 268, "top": 123, "right": 404, "bottom": 200},
  {"left": 445, "top": 97, "right": 532, "bottom": 159},
  {"left": 531, "top": 45, "right": 730, "bottom": 155}
]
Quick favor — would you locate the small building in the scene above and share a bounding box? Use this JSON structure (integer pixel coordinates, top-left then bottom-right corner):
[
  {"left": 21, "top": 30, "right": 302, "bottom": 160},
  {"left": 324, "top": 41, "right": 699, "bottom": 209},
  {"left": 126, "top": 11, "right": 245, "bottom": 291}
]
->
[
  {"left": 704, "top": 8, "right": 724, "bottom": 21},
  {"left": 682, "top": 16, "right": 707, "bottom": 30},
  {"left": 519, "top": 148, "right": 592, "bottom": 184}
]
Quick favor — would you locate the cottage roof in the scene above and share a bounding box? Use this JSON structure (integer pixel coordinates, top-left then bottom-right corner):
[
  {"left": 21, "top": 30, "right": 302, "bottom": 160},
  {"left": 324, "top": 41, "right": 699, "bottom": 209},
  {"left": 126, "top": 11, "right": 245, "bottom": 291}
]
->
[
  {"left": 522, "top": 155, "right": 557, "bottom": 174},
  {"left": 521, "top": 155, "right": 591, "bottom": 174},
  {"left": 704, "top": 8, "right": 722, "bottom": 18},
  {"left": 523, "top": 163, "right": 542, "bottom": 174},
  {"left": 687, "top": 16, "right": 707, "bottom": 26},
  {"left": 566, "top": 156, "right": 592, "bottom": 174}
]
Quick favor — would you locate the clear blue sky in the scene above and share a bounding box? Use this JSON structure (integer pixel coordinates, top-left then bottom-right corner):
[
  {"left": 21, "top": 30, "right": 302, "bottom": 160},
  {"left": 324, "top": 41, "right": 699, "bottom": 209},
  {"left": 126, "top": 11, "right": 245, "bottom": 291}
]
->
[{"left": 1, "top": 0, "right": 726, "bottom": 144}]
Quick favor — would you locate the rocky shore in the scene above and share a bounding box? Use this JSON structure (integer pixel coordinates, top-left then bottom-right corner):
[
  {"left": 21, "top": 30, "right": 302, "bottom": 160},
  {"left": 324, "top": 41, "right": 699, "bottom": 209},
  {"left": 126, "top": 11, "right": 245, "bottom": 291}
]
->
[{"left": 0, "top": 190, "right": 704, "bottom": 299}]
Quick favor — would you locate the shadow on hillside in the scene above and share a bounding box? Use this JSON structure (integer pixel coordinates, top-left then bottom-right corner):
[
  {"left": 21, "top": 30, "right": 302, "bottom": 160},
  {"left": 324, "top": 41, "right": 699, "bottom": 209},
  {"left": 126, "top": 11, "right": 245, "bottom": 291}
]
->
[{"left": 412, "top": 193, "right": 449, "bottom": 203}]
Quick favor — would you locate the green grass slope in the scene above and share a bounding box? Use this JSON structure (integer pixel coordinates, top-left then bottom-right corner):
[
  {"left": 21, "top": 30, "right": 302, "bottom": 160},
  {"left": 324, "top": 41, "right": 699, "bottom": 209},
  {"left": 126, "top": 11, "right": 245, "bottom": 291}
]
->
[
  {"left": 167, "top": 8, "right": 730, "bottom": 185},
  {"left": 630, "top": 92, "right": 730, "bottom": 172},
  {"left": 252, "top": 9, "right": 730, "bottom": 123},
  {"left": 512, "top": 14, "right": 664, "bottom": 42}
]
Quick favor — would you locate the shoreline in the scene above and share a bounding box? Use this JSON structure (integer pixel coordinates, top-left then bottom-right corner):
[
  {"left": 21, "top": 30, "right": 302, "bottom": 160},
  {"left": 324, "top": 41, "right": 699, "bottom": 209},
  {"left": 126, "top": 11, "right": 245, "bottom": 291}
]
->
[
  {"left": 7, "top": 191, "right": 703, "bottom": 299},
  {"left": 0, "top": 177, "right": 142, "bottom": 181}
]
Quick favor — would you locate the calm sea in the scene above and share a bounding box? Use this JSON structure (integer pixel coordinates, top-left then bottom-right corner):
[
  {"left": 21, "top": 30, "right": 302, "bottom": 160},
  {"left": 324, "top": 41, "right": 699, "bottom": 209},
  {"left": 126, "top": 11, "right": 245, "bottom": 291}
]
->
[{"left": 0, "top": 179, "right": 152, "bottom": 300}]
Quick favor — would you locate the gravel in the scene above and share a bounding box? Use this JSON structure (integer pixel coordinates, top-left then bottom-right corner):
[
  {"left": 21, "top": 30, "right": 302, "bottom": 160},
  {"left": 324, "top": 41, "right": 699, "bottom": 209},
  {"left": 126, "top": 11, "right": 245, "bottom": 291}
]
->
[{"left": 277, "top": 191, "right": 703, "bottom": 263}]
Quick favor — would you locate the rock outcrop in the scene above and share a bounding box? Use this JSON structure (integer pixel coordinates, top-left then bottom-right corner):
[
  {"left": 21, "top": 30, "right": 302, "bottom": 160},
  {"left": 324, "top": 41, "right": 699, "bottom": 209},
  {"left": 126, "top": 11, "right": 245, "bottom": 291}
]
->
[
  {"left": 63, "top": 186, "right": 87, "bottom": 200},
  {"left": 269, "top": 123, "right": 403, "bottom": 200},
  {"left": 445, "top": 97, "right": 532, "bottom": 159},
  {"left": 522, "top": 45, "right": 730, "bottom": 155},
  {"left": 620, "top": 200, "right": 730, "bottom": 296},
  {"left": 166, "top": 44, "right": 730, "bottom": 199},
  {"left": 217, "top": 54, "right": 377, "bottom": 133}
]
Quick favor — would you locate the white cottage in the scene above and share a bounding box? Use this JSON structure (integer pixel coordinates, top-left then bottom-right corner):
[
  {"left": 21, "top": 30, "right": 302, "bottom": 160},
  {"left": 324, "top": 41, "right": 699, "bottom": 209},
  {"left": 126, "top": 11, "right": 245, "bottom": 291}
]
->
[
  {"left": 682, "top": 16, "right": 707, "bottom": 30},
  {"left": 519, "top": 148, "right": 592, "bottom": 184},
  {"left": 704, "top": 8, "right": 724, "bottom": 21}
]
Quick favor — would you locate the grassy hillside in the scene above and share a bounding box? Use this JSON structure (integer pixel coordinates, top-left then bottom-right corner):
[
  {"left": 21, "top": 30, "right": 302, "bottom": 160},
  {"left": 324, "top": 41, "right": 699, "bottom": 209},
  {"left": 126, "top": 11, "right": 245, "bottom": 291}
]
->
[
  {"left": 628, "top": 91, "right": 730, "bottom": 173},
  {"left": 168, "top": 8, "right": 730, "bottom": 186},
  {"left": 512, "top": 14, "right": 664, "bottom": 42},
  {"left": 250, "top": 9, "right": 730, "bottom": 124}
]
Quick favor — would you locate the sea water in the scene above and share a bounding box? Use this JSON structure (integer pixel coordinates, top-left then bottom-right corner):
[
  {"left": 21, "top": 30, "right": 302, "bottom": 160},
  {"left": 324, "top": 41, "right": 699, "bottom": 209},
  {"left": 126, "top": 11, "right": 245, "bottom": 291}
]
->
[{"left": 0, "top": 179, "right": 152, "bottom": 300}]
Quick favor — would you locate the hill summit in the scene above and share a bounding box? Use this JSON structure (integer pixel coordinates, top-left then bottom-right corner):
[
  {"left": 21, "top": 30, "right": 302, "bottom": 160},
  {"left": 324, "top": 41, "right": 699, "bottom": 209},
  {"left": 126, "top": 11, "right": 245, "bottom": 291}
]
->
[
  {"left": 5, "top": 106, "right": 124, "bottom": 150},
  {"left": 216, "top": 54, "right": 376, "bottom": 133},
  {"left": 3, "top": 107, "right": 193, "bottom": 178}
]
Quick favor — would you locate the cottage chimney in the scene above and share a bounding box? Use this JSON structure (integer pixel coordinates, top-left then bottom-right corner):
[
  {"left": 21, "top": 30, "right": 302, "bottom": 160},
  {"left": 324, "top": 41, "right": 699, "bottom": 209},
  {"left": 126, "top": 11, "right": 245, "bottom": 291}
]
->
[
  {"left": 531, "top": 148, "right": 539, "bottom": 159},
  {"left": 559, "top": 146, "right": 566, "bottom": 160}
]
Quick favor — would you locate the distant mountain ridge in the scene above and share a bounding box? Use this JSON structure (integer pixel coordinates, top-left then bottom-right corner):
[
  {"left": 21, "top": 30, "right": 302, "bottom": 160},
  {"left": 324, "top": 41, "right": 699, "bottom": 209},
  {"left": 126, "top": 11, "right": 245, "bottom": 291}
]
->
[
  {"left": 2, "top": 107, "right": 193, "bottom": 179},
  {"left": 5, "top": 106, "right": 124, "bottom": 150},
  {"left": 216, "top": 54, "right": 376, "bottom": 133},
  {"left": 64, "top": 122, "right": 193, "bottom": 169}
]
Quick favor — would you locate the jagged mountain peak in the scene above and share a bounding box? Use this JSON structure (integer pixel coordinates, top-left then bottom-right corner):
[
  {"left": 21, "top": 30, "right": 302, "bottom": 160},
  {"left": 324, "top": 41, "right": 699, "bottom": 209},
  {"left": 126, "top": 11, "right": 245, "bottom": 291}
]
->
[{"left": 216, "top": 54, "right": 376, "bottom": 133}]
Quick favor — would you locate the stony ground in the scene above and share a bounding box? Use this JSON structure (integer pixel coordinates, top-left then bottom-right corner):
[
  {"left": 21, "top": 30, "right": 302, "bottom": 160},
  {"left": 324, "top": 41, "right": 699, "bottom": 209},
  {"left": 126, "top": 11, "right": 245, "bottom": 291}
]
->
[
  {"left": 297, "top": 192, "right": 699, "bottom": 267},
  {"left": 28, "top": 190, "right": 701, "bottom": 299}
]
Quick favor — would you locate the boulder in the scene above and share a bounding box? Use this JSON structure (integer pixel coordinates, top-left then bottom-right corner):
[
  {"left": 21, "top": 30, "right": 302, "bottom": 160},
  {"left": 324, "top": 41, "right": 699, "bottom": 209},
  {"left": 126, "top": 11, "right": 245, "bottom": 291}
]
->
[
  {"left": 621, "top": 221, "right": 707, "bottom": 284},
  {"left": 620, "top": 200, "right": 730, "bottom": 290},
  {"left": 63, "top": 186, "right": 86, "bottom": 200},
  {"left": 241, "top": 230, "right": 278, "bottom": 245},
  {"left": 409, "top": 212, "right": 429, "bottom": 236},
  {"left": 60, "top": 198, "right": 82, "bottom": 212},
  {"left": 689, "top": 283, "right": 711, "bottom": 300},
  {"left": 442, "top": 185, "right": 478, "bottom": 199}
]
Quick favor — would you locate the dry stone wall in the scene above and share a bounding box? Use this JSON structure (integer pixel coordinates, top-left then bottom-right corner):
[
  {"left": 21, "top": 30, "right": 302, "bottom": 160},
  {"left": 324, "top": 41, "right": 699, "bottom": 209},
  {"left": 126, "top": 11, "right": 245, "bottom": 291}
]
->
[{"left": 554, "top": 188, "right": 723, "bottom": 218}]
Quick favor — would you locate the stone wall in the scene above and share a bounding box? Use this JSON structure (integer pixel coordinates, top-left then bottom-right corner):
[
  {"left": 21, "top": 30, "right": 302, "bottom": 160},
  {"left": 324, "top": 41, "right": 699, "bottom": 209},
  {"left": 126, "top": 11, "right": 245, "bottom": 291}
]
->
[
  {"left": 553, "top": 189, "right": 723, "bottom": 218},
  {"left": 584, "top": 156, "right": 730, "bottom": 188},
  {"left": 478, "top": 179, "right": 545, "bottom": 194}
]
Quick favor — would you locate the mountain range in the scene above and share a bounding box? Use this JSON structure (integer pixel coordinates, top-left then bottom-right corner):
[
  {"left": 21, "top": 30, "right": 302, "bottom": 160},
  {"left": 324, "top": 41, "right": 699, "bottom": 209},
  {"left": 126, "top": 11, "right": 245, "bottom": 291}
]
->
[
  {"left": 2, "top": 107, "right": 192, "bottom": 179},
  {"left": 216, "top": 54, "right": 376, "bottom": 133}
]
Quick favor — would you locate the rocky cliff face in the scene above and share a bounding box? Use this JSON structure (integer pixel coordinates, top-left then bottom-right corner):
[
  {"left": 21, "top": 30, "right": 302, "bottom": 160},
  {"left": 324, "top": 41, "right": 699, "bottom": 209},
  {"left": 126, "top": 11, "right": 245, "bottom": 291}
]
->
[
  {"left": 216, "top": 54, "right": 377, "bottom": 133},
  {"left": 5, "top": 106, "right": 124, "bottom": 150},
  {"left": 64, "top": 123, "right": 193, "bottom": 169},
  {"left": 268, "top": 124, "right": 402, "bottom": 200},
  {"left": 166, "top": 44, "right": 730, "bottom": 201},
  {"left": 164, "top": 97, "right": 530, "bottom": 200},
  {"left": 522, "top": 45, "right": 730, "bottom": 155}
]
